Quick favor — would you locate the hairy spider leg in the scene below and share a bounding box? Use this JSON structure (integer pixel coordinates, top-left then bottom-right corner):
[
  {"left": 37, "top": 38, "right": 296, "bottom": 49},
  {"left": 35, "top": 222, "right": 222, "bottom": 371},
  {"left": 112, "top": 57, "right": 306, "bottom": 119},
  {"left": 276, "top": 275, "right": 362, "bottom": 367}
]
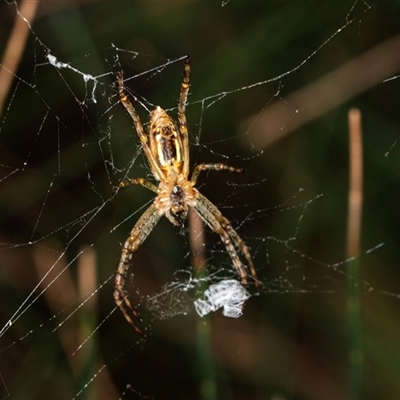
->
[
  {"left": 190, "top": 163, "right": 243, "bottom": 186},
  {"left": 194, "top": 193, "right": 259, "bottom": 289},
  {"left": 178, "top": 56, "right": 191, "bottom": 177},
  {"left": 114, "top": 202, "right": 162, "bottom": 336},
  {"left": 118, "top": 73, "right": 164, "bottom": 182},
  {"left": 118, "top": 177, "right": 159, "bottom": 193},
  {"left": 114, "top": 178, "right": 160, "bottom": 336}
]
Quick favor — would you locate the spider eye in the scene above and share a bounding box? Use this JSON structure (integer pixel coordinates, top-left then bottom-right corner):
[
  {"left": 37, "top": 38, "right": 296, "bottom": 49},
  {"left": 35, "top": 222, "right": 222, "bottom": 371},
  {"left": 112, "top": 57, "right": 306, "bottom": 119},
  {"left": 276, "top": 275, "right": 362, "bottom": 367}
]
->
[{"left": 162, "top": 126, "right": 172, "bottom": 135}]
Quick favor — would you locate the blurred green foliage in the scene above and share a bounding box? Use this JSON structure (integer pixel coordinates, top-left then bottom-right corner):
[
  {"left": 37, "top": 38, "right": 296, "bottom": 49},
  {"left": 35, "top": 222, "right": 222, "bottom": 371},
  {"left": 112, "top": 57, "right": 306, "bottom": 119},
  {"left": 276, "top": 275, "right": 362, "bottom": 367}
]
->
[{"left": 1, "top": 1, "right": 400, "bottom": 399}]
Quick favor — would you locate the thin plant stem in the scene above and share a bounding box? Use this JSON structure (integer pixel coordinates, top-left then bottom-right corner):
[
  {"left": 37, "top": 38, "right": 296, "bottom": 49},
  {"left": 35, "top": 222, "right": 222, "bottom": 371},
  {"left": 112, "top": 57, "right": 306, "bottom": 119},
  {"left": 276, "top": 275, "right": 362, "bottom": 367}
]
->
[
  {"left": 77, "top": 246, "right": 98, "bottom": 400},
  {"left": 188, "top": 208, "right": 217, "bottom": 400},
  {"left": 346, "top": 108, "right": 364, "bottom": 400},
  {"left": 0, "top": 0, "right": 39, "bottom": 116}
]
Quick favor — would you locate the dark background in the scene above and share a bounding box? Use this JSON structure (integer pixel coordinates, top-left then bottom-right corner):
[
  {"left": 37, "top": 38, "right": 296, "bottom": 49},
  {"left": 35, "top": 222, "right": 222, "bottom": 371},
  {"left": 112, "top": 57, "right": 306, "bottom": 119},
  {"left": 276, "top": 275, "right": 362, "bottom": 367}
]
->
[{"left": 1, "top": 1, "right": 400, "bottom": 399}]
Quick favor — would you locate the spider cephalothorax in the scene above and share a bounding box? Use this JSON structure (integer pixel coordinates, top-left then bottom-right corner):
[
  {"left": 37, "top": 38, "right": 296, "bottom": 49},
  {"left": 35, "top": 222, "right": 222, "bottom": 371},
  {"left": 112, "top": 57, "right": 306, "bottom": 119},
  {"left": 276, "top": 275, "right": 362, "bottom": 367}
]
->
[{"left": 114, "top": 57, "right": 259, "bottom": 336}]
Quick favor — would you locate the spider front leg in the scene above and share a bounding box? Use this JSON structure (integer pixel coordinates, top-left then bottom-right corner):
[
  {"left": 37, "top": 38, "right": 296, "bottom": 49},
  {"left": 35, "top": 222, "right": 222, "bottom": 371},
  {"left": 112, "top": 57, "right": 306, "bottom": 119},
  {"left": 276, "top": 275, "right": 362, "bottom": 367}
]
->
[
  {"left": 114, "top": 202, "right": 162, "bottom": 336},
  {"left": 118, "top": 72, "right": 164, "bottom": 181},
  {"left": 178, "top": 56, "right": 191, "bottom": 177}
]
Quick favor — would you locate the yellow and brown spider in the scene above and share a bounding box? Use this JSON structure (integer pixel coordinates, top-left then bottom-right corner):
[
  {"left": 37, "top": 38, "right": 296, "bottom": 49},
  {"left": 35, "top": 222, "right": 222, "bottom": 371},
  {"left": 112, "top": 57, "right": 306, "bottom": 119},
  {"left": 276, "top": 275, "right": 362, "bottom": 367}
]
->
[{"left": 114, "top": 57, "right": 259, "bottom": 336}]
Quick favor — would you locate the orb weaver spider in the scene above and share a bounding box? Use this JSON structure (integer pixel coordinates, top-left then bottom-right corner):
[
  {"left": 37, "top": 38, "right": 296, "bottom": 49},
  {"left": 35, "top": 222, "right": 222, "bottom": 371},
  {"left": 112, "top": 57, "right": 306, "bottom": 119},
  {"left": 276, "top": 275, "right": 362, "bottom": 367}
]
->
[{"left": 114, "top": 57, "right": 259, "bottom": 336}]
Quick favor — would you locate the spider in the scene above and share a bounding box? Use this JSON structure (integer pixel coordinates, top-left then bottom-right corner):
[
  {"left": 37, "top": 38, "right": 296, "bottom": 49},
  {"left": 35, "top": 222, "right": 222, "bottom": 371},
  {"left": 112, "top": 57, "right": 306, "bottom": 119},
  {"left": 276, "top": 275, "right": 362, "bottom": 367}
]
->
[{"left": 114, "top": 57, "right": 259, "bottom": 336}]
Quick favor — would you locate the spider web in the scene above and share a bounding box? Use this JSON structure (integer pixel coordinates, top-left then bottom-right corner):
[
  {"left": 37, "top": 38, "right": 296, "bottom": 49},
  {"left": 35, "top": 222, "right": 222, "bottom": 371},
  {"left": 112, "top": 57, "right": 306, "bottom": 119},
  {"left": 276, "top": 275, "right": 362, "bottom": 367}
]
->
[{"left": 1, "top": 1, "right": 400, "bottom": 399}]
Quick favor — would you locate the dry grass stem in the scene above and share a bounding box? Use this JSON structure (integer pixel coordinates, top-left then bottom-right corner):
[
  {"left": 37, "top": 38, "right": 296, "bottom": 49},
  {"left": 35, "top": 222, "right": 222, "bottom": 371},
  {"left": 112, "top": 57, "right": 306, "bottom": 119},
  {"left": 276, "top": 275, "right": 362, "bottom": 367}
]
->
[
  {"left": 347, "top": 108, "right": 363, "bottom": 257},
  {"left": 244, "top": 34, "right": 400, "bottom": 148},
  {"left": 0, "top": 0, "right": 39, "bottom": 115}
]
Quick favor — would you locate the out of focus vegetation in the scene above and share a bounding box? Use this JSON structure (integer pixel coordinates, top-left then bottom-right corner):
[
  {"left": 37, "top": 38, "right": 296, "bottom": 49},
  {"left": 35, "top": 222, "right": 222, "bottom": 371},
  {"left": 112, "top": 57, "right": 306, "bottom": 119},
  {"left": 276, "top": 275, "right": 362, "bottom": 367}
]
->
[{"left": 1, "top": 1, "right": 400, "bottom": 399}]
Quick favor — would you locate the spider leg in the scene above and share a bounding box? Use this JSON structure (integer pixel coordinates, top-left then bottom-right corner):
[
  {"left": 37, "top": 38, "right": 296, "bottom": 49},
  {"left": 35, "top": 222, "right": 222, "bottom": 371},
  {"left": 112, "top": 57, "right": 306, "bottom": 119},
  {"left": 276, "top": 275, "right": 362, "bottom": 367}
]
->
[
  {"left": 177, "top": 56, "right": 191, "bottom": 177},
  {"left": 190, "top": 163, "right": 243, "bottom": 186},
  {"left": 193, "top": 193, "right": 259, "bottom": 289},
  {"left": 118, "top": 73, "right": 164, "bottom": 181},
  {"left": 114, "top": 203, "right": 163, "bottom": 336},
  {"left": 116, "top": 177, "right": 159, "bottom": 194}
]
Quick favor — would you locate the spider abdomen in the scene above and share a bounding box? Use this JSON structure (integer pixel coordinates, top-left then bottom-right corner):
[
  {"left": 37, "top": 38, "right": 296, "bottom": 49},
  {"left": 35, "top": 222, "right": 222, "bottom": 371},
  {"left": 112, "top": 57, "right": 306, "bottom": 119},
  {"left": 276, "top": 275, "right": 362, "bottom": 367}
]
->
[
  {"left": 159, "top": 132, "right": 178, "bottom": 164},
  {"left": 149, "top": 106, "right": 184, "bottom": 174}
]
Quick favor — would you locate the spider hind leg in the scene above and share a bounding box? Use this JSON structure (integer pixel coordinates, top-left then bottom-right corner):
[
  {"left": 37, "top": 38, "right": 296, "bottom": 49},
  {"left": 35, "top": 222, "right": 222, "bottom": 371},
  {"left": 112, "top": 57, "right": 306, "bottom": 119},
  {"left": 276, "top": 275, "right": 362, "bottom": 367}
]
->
[
  {"left": 113, "top": 203, "right": 162, "bottom": 336},
  {"left": 194, "top": 193, "right": 260, "bottom": 290},
  {"left": 113, "top": 281, "right": 145, "bottom": 337}
]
